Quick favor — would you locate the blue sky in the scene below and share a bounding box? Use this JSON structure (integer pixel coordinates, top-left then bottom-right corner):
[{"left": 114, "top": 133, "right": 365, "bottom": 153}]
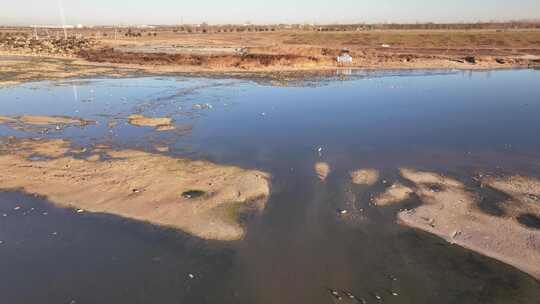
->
[{"left": 2, "top": 0, "right": 540, "bottom": 25}]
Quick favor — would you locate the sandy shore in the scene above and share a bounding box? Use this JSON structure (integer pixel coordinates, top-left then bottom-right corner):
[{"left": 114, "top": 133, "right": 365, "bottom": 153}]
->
[
  {"left": 0, "top": 137, "right": 271, "bottom": 241},
  {"left": 396, "top": 169, "right": 540, "bottom": 280},
  {"left": 127, "top": 114, "right": 176, "bottom": 131}
]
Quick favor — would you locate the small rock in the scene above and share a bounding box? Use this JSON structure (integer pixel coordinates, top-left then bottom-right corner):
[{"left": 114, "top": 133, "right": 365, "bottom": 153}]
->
[
  {"left": 464, "top": 56, "right": 476, "bottom": 64},
  {"left": 14, "top": 206, "right": 21, "bottom": 211},
  {"left": 343, "top": 291, "right": 356, "bottom": 299},
  {"left": 188, "top": 273, "right": 195, "bottom": 279},
  {"left": 327, "top": 289, "right": 341, "bottom": 300},
  {"left": 527, "top": 194, "right": 540, "bottom": 201}
]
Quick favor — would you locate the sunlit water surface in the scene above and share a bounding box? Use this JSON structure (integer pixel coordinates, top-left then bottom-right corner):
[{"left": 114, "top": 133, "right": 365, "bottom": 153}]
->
[{"left": 1, "top": 70, "right": 540, "bottom": 304}]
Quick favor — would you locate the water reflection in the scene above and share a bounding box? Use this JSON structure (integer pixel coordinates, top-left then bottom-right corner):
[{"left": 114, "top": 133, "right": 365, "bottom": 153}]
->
[{"left": 1, "top": 70, "right": 540, "bottom": 303}]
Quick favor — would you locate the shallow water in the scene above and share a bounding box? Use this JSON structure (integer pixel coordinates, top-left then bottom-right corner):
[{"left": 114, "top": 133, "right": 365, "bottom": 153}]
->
[{"left": 1, "top": 70, "right": 540, "bottom": 303}]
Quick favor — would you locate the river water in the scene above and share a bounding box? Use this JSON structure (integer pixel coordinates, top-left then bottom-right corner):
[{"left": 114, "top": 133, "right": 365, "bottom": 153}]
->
[{"left": 1, "top": 69, "right": 539, "bottom": 303}]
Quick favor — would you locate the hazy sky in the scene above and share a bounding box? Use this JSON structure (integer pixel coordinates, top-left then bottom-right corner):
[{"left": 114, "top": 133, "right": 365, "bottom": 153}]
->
[{"left": 2, "top": 0, "right": 540, "bottom": 25}]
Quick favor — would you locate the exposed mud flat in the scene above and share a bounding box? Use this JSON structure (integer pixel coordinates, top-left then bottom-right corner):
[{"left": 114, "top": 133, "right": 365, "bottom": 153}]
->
[
  {"left": 315, "top": 162, "right": 330, "bottom": 181},
  {"left": 0, "top": 137, "right": 271, "bottom": 241},
  {"left": 373, "top": 183, "right": 413, "bottom": 206},
  {"left": 0, "top": 114, "right": 95, "bottom": 132},
  {"left": 350, "top": 169, "right": 379, "bottom": 185},
  {"left": 0, "top": 115, "right": 95, "bottom": 126},
  {"left": 396, "top": 168, "right": 540, "bottom": 279},
  {"left": 127, "top": 114, "right": 175, "bottom": 131},
  {"left": 0, "top": 55, "right": 140, "bottom": 87},
  {"left": 480, "top": 175, "right": 540, "bottom": 217}
]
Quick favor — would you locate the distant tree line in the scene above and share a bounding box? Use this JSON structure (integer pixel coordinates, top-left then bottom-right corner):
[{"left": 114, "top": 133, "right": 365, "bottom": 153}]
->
[
  {"left": 1, "top": 21, "right": 538, "bottom": 41},
  {"left": 166, "top": 21, "right": 540, "bottom": 33}
]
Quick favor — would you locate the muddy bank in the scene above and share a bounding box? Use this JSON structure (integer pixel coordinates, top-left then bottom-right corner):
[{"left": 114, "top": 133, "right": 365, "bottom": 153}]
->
[
  {"left": 0, "top": 55, "right": 144, "bottom": 86},
  {"left": 350, "top": 169, "right": 379, "bottom": 185},
  {"left": 127, "top": 114, "right": 175, "bottom": 131},
  {"left": 0, "top": 137, "right": 271, "bottom": 241},
  {"left": 0, "top": 115, "right": 95, "bottom": 133},
  {"left": 373, "top": 183, "right": 413, "bottom": 206},
  {"left": 80, "top": 48, "right": 330, "bottom": 69},
  {"left": 2, "top": 29, "right": 540, "bottom": 87},
  {"left": 2, "top": 52, "right": 539, "bottom": 89},
  {"left": 315, "top": 162, "right": 330, "bottom": 181},
  {"left": 395, "top": 168, "right": 540, "bottom": 279},
  {"left": 80, "top": 47, "right": 540, "bottom": 71}
]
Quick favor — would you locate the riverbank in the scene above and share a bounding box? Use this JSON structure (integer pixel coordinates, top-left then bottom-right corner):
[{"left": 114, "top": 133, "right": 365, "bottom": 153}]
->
[
  {"left": 1, "top": 52, "right": 539, "bottom": 88},
  {"left": 1, "top": 29, "right": 540, "bottom": 85}
]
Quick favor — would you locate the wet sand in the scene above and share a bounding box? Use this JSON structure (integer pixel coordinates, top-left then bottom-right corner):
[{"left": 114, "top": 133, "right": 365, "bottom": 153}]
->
[
  {"left": 0, "top": 137, "right": 270, "bottom": 240},
  {"left": 397, "top": 168, "right": 540, "bottom": 279},
  {"left": 350, "top": 169, "right": 380, "bottom": 185},
  {"left": 315, "top": 162, "right": 330, "bottom": 181},
  {"left": 0, "top": 114, "right": 95, "bottom": 132},
  {"left": 127, "top": 114, "right": 176, "bottom": 131},
  {"left": 2, "top": 51, "right": 539, "bottom": 88},
  {"left": 373, "top": 183, "right": 413, "bottom": 206}
]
